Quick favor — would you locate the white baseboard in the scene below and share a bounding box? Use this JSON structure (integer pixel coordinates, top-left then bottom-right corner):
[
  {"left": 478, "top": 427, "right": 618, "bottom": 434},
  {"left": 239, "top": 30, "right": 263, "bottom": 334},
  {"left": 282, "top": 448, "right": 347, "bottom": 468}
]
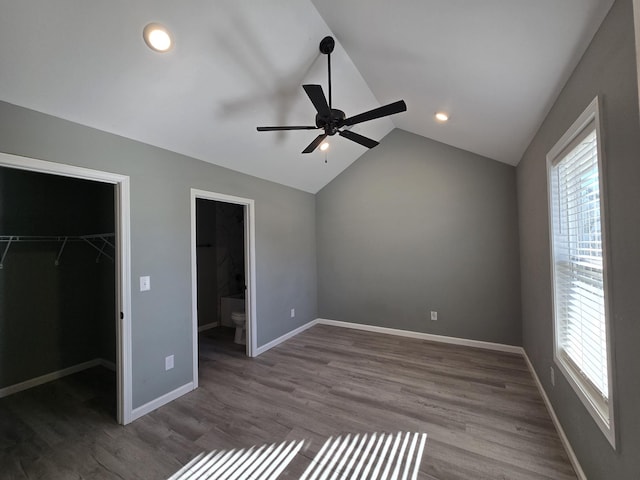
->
[
  {"left": 316, "top": 318, "right": 523, "bottom": 354},
  {"left": 130, "top": 382, "right": 195, "bottom": 422},
  {"left": 198, "top": 321, "right": 220, "bottom": 332},
  {"left": 0, "top": 357, "right": 112, "bottom": 398},
  {"left": 523, "top": 353, "right": 586, "bottom": 480},
  {"left": 255, "top": 319, "right": 319, "bottom": 356}
]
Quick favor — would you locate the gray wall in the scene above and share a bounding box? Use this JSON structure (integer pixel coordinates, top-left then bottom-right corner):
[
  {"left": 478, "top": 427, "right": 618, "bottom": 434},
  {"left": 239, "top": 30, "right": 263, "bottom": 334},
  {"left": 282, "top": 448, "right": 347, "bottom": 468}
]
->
[
  {"left": 0, "top": 167, "right": 115, "bottom": 388},
  {"left": 316, "top": 128, "right": 521, "bottom": 345},
  {"left": 517, "top": 0, "right": 640, "bottom": 477},
  {"left": 0, "top": 100, "right": 318, "bottom": 408}
]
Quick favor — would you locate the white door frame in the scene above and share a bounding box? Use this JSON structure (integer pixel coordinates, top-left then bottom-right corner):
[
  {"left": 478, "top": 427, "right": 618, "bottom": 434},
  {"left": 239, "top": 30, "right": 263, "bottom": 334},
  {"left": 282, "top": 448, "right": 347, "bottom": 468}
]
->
[
  {"left": 0, "top": 152, "right": 133, "bottom": 425},
  {"left": 190, "top": 188, "right": 257, "bottom": 384},
  {"left": 635, "top": 0, "right": 640, "bottom": 118}
]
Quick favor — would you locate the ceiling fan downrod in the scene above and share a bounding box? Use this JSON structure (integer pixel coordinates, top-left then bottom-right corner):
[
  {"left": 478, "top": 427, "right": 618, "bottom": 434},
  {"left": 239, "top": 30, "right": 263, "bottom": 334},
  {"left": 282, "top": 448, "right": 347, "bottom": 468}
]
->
[{"left": 319, "top": 36, "right": 335, "bottom": 109}]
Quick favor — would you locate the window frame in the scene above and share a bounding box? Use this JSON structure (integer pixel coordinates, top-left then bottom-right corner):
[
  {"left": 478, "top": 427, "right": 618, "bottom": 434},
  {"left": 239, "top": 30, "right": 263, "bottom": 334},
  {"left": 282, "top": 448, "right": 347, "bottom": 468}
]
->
[{"left": 546, "top": 96, "right": 616, "bottom": 449}]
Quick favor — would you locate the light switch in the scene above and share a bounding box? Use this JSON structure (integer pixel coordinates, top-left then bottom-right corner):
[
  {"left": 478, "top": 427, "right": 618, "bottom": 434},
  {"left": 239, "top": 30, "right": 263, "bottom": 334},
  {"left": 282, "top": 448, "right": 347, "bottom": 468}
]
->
[{"left": 140, "top": 275, "right": 151, "bottom": 292}]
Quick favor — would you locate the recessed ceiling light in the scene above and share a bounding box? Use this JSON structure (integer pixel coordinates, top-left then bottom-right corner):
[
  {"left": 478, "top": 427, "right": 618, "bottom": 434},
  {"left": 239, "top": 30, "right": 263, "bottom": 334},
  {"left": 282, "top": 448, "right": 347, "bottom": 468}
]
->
[
  {"left": 143, "top": 23, "right": 173, "bottom": 52},
  {"left": 320, "top": 142, "right": 329, "bottom": 151},
  {"left": 435, "top": 112, "right": 449, "bottom": 122}
]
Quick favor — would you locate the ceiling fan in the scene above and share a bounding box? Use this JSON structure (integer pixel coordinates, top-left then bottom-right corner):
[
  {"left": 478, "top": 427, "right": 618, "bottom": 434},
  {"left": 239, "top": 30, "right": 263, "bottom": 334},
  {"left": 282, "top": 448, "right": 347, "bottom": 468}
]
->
[{"left": 257, "top": 36, "right": 407, "bottom": 154}]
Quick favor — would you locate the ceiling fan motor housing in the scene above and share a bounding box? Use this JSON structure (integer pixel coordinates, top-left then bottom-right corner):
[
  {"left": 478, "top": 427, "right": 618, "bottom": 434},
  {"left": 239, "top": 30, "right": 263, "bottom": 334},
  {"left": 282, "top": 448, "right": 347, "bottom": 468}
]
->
[{"left": 316, "top": 109, "right": 346, "bottom": 135}]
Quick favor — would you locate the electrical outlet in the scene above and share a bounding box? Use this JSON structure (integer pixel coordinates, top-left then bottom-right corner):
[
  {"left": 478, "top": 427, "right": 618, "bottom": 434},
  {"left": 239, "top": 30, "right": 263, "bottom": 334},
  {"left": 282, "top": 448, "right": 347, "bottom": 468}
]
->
[
  {"left": 430, "top": 311, "right": 438, "bottom": 321},
  {"left": 165, "top": 355, "right": 174, "bottom": 371},
  {"left": 290, "top": 308, "right": 295, "bottom": 318},
  {"left": 550, "top": 366, "right": 555, "bottom": 386}
]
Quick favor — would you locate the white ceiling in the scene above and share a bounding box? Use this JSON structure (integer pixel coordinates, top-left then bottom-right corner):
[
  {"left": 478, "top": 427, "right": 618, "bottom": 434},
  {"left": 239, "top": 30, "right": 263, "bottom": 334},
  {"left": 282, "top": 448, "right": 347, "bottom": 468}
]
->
[{"left": 0, "top": 0, "right": 614, "bottom": 193}]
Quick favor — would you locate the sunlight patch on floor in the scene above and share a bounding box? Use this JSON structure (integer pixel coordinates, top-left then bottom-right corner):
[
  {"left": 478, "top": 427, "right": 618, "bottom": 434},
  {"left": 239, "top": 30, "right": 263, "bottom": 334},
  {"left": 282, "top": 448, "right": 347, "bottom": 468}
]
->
[
  {"left": 168, "top": 439, "right": 304, "bottom": 480},
  {"left": 301, "top": 431, "right": 427, "bottom": 480},
  {"left": 169, "top": 431, "right": 427, "bottom": 479}
]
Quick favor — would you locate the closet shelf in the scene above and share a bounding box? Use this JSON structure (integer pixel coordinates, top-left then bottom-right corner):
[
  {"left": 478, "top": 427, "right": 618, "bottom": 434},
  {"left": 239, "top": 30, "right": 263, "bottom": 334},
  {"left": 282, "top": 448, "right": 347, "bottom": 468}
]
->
[{"left": 0, "top": 233, "right": 115, "bottom": 269}]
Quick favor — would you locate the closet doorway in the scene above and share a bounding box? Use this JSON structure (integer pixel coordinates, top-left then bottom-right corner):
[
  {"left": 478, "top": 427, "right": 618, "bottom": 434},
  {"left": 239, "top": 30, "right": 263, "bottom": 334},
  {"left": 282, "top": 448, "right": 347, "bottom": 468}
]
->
[
  {"left": 0, "top": 152, "right": 132, "bottom": 424},
  {"left": 190, "top": 189, "right": 256, "bottom": 386}
]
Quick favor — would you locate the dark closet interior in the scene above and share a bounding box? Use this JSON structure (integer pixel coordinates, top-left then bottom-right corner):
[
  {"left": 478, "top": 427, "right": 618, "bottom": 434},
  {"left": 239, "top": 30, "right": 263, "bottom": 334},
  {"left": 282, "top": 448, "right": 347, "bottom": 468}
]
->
[{"left": 0, "top": 166, "right": 116, "bottom": 416}]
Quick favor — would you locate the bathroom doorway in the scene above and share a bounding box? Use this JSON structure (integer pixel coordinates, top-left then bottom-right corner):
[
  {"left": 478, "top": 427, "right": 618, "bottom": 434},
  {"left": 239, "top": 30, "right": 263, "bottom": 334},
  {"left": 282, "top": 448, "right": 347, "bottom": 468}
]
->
[
  {"left": 196, "top": 198, "right": 246, "bottom": 343},
  {"left": 190, "top": 189, "right": 256, "bottom": 385}
]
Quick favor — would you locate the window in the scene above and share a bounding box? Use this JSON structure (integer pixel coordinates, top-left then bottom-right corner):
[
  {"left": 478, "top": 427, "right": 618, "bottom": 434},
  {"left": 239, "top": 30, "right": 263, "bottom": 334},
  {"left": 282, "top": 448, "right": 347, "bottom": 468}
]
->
[{"left": 547, "top": 97, "right": 615, "bottom": 447}]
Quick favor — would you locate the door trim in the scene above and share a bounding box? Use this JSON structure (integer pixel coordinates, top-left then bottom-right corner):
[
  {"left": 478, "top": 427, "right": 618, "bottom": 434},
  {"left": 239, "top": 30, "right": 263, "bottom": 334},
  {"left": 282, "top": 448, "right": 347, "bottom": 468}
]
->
[
  {"left": 0, "top": 152, "right": 133, "bottom": 425},
  {"left": 190, "top": 189, "right": 257, "bottom": 387},
  {"left": 634, "top": 0, "right": 640, "bottom": 120}
]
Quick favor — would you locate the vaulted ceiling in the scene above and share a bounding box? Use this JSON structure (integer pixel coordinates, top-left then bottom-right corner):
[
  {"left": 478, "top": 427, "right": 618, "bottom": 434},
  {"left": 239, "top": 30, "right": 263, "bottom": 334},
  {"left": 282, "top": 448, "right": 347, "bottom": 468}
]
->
[{"left": 0, "top": 0, "right": 614, "bottom": 193}]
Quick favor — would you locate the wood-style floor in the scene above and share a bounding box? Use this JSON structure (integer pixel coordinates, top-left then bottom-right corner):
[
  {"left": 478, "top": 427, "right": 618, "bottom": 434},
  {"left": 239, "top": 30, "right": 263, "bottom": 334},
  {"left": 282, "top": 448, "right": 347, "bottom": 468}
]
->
[{"left": 0, "top": 325, "right": 576, "bottom": 479}]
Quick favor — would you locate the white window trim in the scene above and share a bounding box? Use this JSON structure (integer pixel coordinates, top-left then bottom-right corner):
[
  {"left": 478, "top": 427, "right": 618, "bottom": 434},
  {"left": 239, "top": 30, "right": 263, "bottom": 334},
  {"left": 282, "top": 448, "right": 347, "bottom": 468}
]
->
[{"left": 546, "top": 96, "right": 616, "bottom": 449}]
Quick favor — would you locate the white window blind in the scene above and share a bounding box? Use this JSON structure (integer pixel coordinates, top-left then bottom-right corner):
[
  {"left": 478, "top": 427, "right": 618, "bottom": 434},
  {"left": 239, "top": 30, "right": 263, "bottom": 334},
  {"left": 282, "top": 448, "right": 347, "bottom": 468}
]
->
[{"left": 548, "top": 105, "right": 613, "bottom": 443}]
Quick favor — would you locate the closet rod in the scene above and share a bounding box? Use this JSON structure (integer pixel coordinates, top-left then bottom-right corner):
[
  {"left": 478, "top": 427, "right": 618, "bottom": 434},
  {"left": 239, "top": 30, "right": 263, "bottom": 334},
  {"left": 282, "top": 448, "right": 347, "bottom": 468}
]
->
[{"left": 0, "top": 233, "right": 115, "bottom": 268}]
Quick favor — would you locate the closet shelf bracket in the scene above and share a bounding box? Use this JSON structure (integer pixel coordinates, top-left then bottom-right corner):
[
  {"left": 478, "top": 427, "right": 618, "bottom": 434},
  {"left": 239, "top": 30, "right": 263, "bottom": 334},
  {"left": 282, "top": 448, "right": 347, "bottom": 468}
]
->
[
  {"left": 54, "top": 237, "right": 68, "bottom": 266},
  {"left": 82, "top": 235, "right": 114, "bottom": 263},
  {"left": 0, "top": 236, "right": 14, "bottom": 269}
]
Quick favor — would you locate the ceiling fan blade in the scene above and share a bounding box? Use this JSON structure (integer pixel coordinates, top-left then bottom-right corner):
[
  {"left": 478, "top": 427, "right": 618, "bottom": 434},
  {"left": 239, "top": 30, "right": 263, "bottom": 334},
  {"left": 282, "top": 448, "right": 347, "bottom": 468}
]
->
[
  {"left": 302, "top": 133, "right": 328, "bottom": 154},
  {"left": 339, "top": 130, "right": 379, "bottom": 149},
  {"left": 344, "top": 100, "right": 407, "bottom": 127},
  {"left": 257, "top": 126, "right": 319, "bottom": 131},
  {"left": 303, "top": 84, "right": 331, "bottom": 117}
]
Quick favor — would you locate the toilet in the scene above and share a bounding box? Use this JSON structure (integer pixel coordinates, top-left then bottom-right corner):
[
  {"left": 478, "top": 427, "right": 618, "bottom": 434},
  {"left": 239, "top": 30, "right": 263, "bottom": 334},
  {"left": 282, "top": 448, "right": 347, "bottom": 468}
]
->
[{"left": 231, "top": 311, "right": 246, "bottom": 345}]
